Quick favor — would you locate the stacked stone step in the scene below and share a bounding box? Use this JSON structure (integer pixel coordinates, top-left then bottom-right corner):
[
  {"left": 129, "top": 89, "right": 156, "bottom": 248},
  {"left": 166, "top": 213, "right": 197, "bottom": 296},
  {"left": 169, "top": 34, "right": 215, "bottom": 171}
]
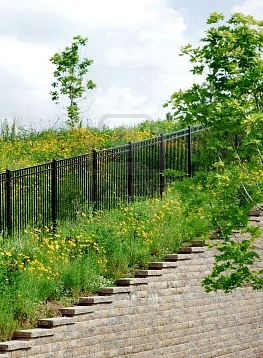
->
[
  {"left": 0, "top": 245, "right": 206, "bottom": 357},
  {"left": 0, "top": 221, "right": 262, "bottom": 357}
]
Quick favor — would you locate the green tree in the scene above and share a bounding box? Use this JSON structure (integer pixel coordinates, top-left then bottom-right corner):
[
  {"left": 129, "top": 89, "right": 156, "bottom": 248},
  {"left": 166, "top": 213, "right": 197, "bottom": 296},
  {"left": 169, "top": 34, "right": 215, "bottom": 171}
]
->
[
  {"left": 165, "top": 13, "right": 263, "bottom": 292},
  {"left": 50, "top": 35, "right": 96, "bottom": 128},
  {"left": 165, "top": 12, "right": 263, "bottom": 157}
]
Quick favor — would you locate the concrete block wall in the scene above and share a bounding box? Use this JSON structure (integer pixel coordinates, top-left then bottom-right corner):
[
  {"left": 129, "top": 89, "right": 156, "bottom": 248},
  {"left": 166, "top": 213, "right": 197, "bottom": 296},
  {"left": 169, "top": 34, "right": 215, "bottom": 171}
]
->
[{"left": 0, "top": 217, "right": 263, "bottom": 357}]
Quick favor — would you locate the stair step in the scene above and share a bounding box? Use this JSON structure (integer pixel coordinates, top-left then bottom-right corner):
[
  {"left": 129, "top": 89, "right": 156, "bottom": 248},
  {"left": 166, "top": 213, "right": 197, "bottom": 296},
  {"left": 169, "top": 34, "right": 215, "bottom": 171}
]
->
[
  {"left": 148, "top": 262, "right": 178, "bottom": 269},
  {"left": 38, "top": 317, "right": 75, "bottom": 328},
  {"left": 98, "top": 286, "right": 131, "bottom": 295},
  {"left": 178, "top": 247, "right": 206, "bottom": 254},
  {"left": 0, "top": 340, "right": 32, "bottom": 352},
  {"left": 116, "top": 278, "right": 148, "bottom": 286},
  {"left": 165, "top": 254, "right": 192, "bottom": 261},
  {"left": 134, "top": 270, "right": 163, "bottom": 277},
  {"left": 60, "top": 305, "right": 94, "bottom": 316},
  {"left": 78, "top": 295, "right": 113, "bottom": 305},
  {"left": 14, "top": 328, "right": 54, "bottom": 339}
]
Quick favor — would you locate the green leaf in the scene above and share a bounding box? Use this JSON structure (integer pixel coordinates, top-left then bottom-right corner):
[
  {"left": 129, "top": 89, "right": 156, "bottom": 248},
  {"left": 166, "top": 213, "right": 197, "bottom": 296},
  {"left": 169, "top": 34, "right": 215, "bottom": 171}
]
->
[{"left": 50, "top": 35, "right": 96, "bottom": 128}]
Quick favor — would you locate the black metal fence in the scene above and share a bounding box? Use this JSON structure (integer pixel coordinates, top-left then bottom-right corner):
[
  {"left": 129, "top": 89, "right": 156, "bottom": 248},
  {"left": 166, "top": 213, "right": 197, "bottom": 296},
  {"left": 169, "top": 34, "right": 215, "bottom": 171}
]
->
[{"left": 0, "top": 125, "right": 204, "bottom": 236}]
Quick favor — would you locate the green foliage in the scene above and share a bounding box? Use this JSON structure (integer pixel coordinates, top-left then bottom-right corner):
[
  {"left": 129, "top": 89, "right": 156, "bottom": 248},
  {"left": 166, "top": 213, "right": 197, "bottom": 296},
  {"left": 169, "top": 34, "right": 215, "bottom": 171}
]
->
[
  {"left": 165, "top": 12, "right": 263, "bottom": 158},
  {"left": 195, "top": 162, "right": 263, "bottom": 292},
  {"left": 164, "top": 11, "right": 263, "bottom": 292},
  {"left": 136, "top": 118, "right": 180, "bottom": 134},
  {"left": 163, "top": 168, "right": 187, "bottom": 181},
  {"left": 50, "top": 35, "right": 96, "bottom": 127},
  {"left": 164, "top": 162, "right": 263, "bottom": 294},
  {"left": 0, "top": 182, "right": 215, "bottom": 341},
  {"left": 0, "top": 118, "right": 177, "bottom": 172},
  {"left": 203, "top": 239, "right": 263, "bottom": 292},
  {"left": 0, "top": 153, "right": 262, "bottom": 337},
  {"left": 1, "top": 12, "right": 263, "bottom": 337},
  {"left": 0, "top": 119, "right": 16, "bottom": 141}
]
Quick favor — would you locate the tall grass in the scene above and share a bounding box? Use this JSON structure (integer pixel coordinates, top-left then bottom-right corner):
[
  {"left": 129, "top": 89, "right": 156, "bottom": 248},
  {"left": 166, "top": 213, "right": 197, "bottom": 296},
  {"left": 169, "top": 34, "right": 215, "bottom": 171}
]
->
[
  {"left": 1, "top": 159, "right": 262, "bottom": 341},
  {"left": 1, "top": 118, "right": 261, "bottom": 341},
  {"left": 0, "top": 180, "right": 213, "bottom": 341},
  {"left": 0, "top": 119, "right": 180, "bottom": 172}
]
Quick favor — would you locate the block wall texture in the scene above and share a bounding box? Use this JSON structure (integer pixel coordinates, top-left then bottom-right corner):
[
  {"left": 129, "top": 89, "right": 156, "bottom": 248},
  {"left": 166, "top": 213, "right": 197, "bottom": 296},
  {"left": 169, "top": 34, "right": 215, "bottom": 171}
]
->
[{"left": 0, "top": 217, "right": 263, "bottom": 358}]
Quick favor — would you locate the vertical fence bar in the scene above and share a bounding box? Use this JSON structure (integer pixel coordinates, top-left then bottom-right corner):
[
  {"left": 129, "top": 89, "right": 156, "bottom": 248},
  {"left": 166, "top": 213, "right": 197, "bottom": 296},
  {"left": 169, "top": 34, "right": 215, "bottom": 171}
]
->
[
  {"left": 159, "top": 134, "right": 165, "bottom": 199},
  {"left": 5, "top": 169, "right": 12, "bottom": 235},
  {"left": 0, "top": 125, "right": 203, "bottom": 236},
  {"left": 51, "top": 159, "right": 57, "bottom": 230},
  {"left": 92, "top": 150, "right": 97, "bottom": 205},
  {"left": 128, "top": 142, "right": 133, "bottom": 201},
  {"left": 187, "top": 126, "right": 192, "bottom": 178}
]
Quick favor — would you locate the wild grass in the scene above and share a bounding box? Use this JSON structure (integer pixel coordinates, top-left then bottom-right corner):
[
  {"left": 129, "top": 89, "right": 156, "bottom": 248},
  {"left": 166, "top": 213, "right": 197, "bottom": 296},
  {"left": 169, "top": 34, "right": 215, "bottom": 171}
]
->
[
  {"left": 0, "top": 159, "right": 262, "bottom": 340},
  {"left": 0, "top": 119, "right": 180, "bottom": 172},
  {"left": 0, "top": 179, "right": 213, "bottom": 341},
  {"left": 1, "top": 118, "right": 262, "bottom": 341}
]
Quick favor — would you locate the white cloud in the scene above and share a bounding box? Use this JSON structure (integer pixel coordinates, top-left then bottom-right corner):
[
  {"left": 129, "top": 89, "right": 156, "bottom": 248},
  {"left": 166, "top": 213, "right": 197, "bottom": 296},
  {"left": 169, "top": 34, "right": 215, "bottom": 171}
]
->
[
  {"left": 91, "top": 86, "right": 151, "bottom": 127},
  {"left": 0, "top": 37, "right": 53, "bottom": 88},
  {"left": 94, "top": 86, "right": 148, "bottom": 111},
  {"left": 49, "top": 0, "right": 154, "bottom": 27},
  {"left": 0, "top": 0, "right": 191, "bottom": 128},
  {"left": 89, "top": 1, "right": 188, "bottom": 127},
  {"left": 232, "top": 0, "right": 263, "bottom": 18}
]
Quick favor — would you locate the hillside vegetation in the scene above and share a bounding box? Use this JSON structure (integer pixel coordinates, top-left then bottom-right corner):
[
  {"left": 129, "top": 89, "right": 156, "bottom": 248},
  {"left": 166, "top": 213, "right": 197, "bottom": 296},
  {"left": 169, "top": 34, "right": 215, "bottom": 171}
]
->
[
  {"left": 0, "top": 119, "right": 262, "bottom": 341},
  {"left": 0, "top": 118, "right": 178, "bottom": 172},
  {"left": 1, "top": 10, "right": 263, "bottom": 343},
  {"left": 0, "top": 178, "right": 212, "bottom": 341},
  {"left": 0, "top": 117, "right": 185, "bottom": 340}
]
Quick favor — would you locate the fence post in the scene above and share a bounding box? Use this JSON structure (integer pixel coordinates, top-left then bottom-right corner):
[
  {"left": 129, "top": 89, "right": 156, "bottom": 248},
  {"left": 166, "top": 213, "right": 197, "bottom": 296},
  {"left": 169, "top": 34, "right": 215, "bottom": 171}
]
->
[
  {"left": 92, "top": 150, "right": 97, "bottom": 204},
  {"left": 128, "top": 142, "right": 133, "bottom": 201},
  {"left": 51, "top": 159, "right": 57, "bottom": 231},
  {"left": 5, "top": 169, "right": 12, "bottom": 235},
  {"left": 159, "top": 134, "right": 165, "bottom": 198},
  {"left": 187, "top": 126, "right": 192, "bottom": 177}
]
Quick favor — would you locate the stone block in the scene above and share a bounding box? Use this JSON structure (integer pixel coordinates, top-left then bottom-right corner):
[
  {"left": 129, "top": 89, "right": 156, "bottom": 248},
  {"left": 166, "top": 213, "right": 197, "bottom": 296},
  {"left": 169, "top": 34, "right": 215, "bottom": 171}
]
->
[
  {"left": 38, "top": 316, "right": 75, "bottom": 328},
  {"left": 134, "top": 270, "right": 163, "bottom": 277},
  {"left": 177, "top": 247, "right": 206, "bottom": 254},
  {"left": 116, "top": 278, "right": 148, "bottom": 286},
  {"left": 98, "top": 286, "right": 131, "bottom": 295},
  {"left": 78, "top": 295, "right": 113, "bottom": 305},
  {"left": 148, "top": 262, "right": 178, "bottom": 269},
  {"left": 165, "top": 253, "right": 192, "bottom": 261},
  {"left": 14, "top": 328, "right": 54, "bottom": 339},
  {"left": 60, "top": 305, "right": 94, "bottom": 316},
  {"left": 1, "top": 227, "right": 262, "bottom": 358},
  {"left": 0, "top": 340, "right": 32, "bottom": 352}
]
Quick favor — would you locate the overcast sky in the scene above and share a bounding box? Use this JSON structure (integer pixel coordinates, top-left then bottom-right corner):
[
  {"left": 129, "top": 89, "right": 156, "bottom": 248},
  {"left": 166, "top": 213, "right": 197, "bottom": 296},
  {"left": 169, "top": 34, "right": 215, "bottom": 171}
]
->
[{"left": 0, "top": 0, "right": 262, "bottom": 130}]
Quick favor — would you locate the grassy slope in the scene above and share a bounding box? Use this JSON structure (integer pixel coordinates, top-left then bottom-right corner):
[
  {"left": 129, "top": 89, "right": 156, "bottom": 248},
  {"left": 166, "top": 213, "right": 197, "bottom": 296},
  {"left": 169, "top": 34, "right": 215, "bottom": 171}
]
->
[
  {"left": 0, "top": 119, "right": 210, "bottom": 341},
  {"left": 0, "top": 119, "right": 179, "bottom": 172},
  {"left": 1, "top": 119, "right": 261, "bottom": 341},
  {"left": 0, "top": 179, "right": 213, "bottom": 341}
]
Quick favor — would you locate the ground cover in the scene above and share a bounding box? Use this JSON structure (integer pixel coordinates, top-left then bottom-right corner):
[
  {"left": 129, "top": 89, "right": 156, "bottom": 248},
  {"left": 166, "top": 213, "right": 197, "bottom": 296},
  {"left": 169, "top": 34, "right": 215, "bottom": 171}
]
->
[
  {"left": 0, "top": 175, "right": 213, "bottom": 341},
  {"left": 1, "top": 158, "right": 262, "bottom": 341},
  {"left": 0, "top": 118, "right": 178, "bottom": 172}
]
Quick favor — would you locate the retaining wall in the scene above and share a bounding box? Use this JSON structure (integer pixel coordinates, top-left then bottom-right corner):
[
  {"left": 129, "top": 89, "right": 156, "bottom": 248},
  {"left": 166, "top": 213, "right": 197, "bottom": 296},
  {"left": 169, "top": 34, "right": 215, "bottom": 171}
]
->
[{"left": 0, "top": 217, "right": 263, "bottom": 358}]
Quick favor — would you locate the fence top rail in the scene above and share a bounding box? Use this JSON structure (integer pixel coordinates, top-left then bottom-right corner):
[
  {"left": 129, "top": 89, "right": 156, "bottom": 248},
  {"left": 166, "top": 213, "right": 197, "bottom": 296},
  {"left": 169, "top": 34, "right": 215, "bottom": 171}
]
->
[
  {"left": 7, "top": 162, "right": 52, "bottom": 178},
  {"left": 56, "top": 153, "right": 93, "bottom": 167},
  {"left": 0, "top": 124, "right": 204, "bottom": 176},
  {"left": 96, "top": 124, "right": 204, "bottom": 153}
]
